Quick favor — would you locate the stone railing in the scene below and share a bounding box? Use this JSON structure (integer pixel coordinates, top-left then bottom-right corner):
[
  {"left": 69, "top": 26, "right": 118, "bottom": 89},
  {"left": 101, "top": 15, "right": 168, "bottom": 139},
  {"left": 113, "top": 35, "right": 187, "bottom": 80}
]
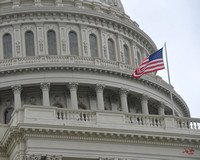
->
[
  {"left": 125, "top": 114, "right": 164, "bottom": 128},
  {"left": 56, "top": 108, "right": 96, "bottom": 122},
  {"left": 0, "top": 56, "right": 134, "bottom": 72},
  {"left": 10, "top": 105, "right": 199, "bottom": 132},
  {"left": 174, "top": 117, "right": 200, "bottom": 130}
]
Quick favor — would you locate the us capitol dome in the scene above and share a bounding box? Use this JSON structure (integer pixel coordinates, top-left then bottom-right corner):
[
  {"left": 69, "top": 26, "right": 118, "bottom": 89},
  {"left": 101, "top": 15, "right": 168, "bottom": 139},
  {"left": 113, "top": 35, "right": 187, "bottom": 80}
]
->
[{"left": 0, "top": 0, "right": 199, "bottom": 160}]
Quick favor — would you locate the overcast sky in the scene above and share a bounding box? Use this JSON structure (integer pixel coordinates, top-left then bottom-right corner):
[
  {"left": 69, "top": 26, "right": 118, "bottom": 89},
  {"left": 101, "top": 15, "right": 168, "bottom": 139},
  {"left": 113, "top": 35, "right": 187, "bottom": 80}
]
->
[{"left": 121, "top": 0, "right": 200, "bottom": 118}]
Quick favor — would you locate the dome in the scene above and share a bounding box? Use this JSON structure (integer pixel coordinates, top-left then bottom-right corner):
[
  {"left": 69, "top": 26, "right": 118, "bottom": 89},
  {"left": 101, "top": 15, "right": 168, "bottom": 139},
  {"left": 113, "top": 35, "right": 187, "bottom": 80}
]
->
[{"left": 0, "top": 1, "right": 199, "bottom": 160}]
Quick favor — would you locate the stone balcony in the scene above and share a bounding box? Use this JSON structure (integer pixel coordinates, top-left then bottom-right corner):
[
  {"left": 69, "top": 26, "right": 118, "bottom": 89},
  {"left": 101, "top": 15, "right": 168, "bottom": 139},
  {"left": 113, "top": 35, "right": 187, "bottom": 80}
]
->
[{"left": 1, "top": 105, "right": 199, "bottom": 143}]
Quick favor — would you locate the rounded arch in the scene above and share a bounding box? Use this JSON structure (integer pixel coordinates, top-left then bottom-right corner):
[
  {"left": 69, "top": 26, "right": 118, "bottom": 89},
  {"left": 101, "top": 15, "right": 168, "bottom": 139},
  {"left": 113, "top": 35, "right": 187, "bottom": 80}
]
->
[
  {"left": 47, "top": 30, "right": 57, "bottom": 55},
  {"left": 69, "top": 31, "right": 78, "bottom": 56},
  {"left": 89, "top": 34, "right": 98, "bottom": 57},
  {"left": 108, "top": 38, "right": 115, "bottom": 61},
  {"left": 124, "top": 44, "right": 129, "bottom": 64},
  {"left": 3, "top": 33, "right": 13, "bottom": 59},
  {"left": 25, "top": 30, "right": 35, "bottom": 56},
  {"left": 4, "top": 107, "right": 14, "bottom": 124}
]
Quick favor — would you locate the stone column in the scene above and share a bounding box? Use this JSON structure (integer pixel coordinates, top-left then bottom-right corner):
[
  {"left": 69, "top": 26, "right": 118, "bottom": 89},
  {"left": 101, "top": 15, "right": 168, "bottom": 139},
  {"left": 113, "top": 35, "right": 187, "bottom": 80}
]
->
[
  {"left": 158, "top": 102, "right": 165, "bottom": 116},
  {"left": 141, "top": 95, "right": 149, "bottom": 115},
  {"left": 120, "top": 88, "right": 129, "bottom": 113},
  {"left": 69, "top": 82, "right": 78, "bottom": 110},
  {"left": 12, "top": 85, "right": 22, "bottom": 110},
  {"left": 40, "top": 82, "right": 50, "bottom": 106},
  {"left": 96, "top": 84, "right": 105, "bottom": 111}
]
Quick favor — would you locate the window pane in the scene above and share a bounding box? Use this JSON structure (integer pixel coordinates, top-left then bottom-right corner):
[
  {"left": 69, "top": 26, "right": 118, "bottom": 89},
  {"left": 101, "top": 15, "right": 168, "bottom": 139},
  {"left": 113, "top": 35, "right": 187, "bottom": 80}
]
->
[
  {"left": 48, "top": 30, "right": 57, "bottom": 55},
  {"left": 3, "top": 34, "right": 13, "bottom": 59},
  {"left": 69, "top": 31, "right": 78, "bottom": 56},
  {"left": 25, "top": 31, "right": 35, "bottom": 56},
  {"left": 90, "top": 34, "right": 98, "bottom": 57},
  {"left": 108, "top": 39, "right": 115, "bottom": 61},
  {"left": 124, "top": 45, "right": 129, "bottom": 64},
  {"left": 5, "top": 108, "right": 14, "bottom": 124}
]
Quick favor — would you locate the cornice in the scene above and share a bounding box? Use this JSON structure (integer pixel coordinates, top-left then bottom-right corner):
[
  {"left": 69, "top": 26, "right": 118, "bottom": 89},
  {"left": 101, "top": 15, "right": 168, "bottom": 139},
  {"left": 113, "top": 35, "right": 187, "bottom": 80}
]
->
[
  {"left": 0, "top": 58, "right": 190, "bottom": 117},
  {"left": 0, "top": 8, "right": 156, "bottom": 53},
  {"left": 1, "top": 125, "right": 200, "bottom": 151}
]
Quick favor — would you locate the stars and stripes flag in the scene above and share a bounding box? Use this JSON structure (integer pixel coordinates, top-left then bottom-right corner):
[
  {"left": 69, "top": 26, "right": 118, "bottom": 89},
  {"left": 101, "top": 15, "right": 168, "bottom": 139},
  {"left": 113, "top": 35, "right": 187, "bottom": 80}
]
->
[{"left": 132, "top": 48, "right": 165, "bottom": 78}]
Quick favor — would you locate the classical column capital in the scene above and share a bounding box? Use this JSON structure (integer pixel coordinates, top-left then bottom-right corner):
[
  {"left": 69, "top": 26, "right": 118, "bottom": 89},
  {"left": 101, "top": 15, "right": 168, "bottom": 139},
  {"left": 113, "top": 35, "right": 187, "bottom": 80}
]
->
[
  {"left": 141, "top": 94, "right": 149, "bottom": 101},
  {"left": 40, "top": 82, "right": 50, "bottom": 91},
  {"left": 68, "top": 82, "right": 79, "bottom": 90},
  {"left": 46, "top": 155, "right": 62, "bottom": 160},
  {"left": 95, "top": 84, "right": 105, "bottom": 91},
  {"left": 11, "top": 84, "right": 23, "bottom": 94},
  {"left": 120, "top": 88, "right": 129, "bottom": 96},
  {"left": 23, "top": 154, "right": 42, "bottom": 160}
]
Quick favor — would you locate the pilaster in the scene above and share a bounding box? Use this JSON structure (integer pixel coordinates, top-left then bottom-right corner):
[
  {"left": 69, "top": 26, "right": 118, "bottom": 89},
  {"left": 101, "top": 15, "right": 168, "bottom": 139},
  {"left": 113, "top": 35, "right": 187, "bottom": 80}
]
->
[
  {"left": 59, "top": 23, "right": 67, "bottom": 55},
  {"left": 36, "top": 23, "right": 45, "bottom": 55},
  {"left": 13, "top": 24, "right": 22, "bottom": 58}
]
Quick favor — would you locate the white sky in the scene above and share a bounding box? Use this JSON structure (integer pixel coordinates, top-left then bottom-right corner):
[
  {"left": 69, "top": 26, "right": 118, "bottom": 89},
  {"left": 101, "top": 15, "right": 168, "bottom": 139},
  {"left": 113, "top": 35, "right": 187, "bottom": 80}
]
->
[{"left": 121, "top": 0, "right": 200, "bottom": 118}]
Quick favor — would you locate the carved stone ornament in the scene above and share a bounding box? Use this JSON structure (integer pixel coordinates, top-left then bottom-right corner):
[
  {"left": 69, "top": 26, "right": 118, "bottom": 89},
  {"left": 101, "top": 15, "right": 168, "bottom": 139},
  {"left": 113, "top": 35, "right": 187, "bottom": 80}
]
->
[
  {"left": 23, "top": 154, "right": 42, "bottom": 160},
  {"left": 39, "top": 40, "right": 43, "bottom": 52},
  {"left": 16, "top": 42, "right": 21, "bottom": 55},
  {"left": 40, "top": 82, "right": 50, "bottom": 91},
  {"left": 34, "top": 0, "right": 42, "bottom": 6},
  {"left": 55, "top": 0, "right": 63, "bottom": 7},
  {"left": 46, "top": 155, "right": 62, "bottom": 160},
  {"left": 62, "top": 40, "right": 66, "bottom": 52},
  {"left": 120, "top": 88, "right": 129, "bottom": 96},
  {"left": 68, "top": 82, "right": 79, "bottom": 90},
  {"left": 103, "top": 45, "right": 107, "bottom": 58},
  {"left": 11, "top": 85, "right": 23, "bottom": 94},
  {"left": 83, "top": 41, "right": 88, "bottom": 55},
  {"left": 95, "top": 84, "right": 105, "bottom": 91},
  {"left": 13, "top": 0, "right": 20, "bottom": 8}
]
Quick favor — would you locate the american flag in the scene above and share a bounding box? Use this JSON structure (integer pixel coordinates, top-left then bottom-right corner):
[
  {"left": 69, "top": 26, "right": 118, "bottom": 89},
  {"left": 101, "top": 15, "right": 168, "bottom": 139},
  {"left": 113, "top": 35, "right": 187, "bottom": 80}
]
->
[{"left": 132, "top": 48, "right": 165, "bottom": 78}]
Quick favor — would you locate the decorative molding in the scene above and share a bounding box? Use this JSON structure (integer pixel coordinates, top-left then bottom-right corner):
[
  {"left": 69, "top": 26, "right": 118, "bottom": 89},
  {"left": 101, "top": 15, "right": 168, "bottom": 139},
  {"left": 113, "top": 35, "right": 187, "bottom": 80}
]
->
[
  {"left": 23, "top": 154, "right": 42, "bottom": 160},
  {"left": 40, "top": 82, "right": 50, "bottom": 91},
  {"left": 46, "top": 155, "right": 62, "bottom": 160},
  {"left": 68, "top": 82, "right": 79, "bottom": 91},
  {"left": 120, "top": 88, "right": 129, "bottom": 96},
  {"left": 11, "top": 85, "right": 23, "bottom": 94},
  {"left": 96, "top": 84, "right": 105, "bottom": 92}
]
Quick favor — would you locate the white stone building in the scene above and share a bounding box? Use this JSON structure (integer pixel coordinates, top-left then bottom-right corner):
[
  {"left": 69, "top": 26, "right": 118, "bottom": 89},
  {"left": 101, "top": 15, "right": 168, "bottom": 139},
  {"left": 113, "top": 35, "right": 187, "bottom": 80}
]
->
[{"left": 0, "top": 0, "right": 199, "bottom": 160}]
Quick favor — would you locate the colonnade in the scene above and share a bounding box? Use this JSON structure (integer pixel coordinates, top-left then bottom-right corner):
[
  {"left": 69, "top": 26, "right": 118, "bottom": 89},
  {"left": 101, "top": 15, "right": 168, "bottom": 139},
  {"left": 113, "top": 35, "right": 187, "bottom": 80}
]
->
[{"left": 11, "top": 83, "right": 166, "bottom": 115}]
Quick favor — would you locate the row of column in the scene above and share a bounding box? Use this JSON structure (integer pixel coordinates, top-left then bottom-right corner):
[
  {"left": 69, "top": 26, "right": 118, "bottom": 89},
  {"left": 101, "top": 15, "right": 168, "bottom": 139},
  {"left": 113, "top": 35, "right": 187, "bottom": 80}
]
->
[{"left": 11, "top": 83, "right": 165, "bottom": 115}]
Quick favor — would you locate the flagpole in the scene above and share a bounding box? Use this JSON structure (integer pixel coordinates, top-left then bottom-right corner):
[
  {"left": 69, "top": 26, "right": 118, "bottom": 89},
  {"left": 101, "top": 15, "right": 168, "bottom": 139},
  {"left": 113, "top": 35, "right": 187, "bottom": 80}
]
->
[{"left": 164, "top": 42, "right": 175, "bottom": 116}]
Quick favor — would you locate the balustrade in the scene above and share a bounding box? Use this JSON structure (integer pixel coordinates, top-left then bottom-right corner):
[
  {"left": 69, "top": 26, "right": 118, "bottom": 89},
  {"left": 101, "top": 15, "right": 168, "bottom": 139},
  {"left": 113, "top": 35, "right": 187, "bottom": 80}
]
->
[
  {"left": 56, "top": 108, "right": 96, "bottom": 122},
  {"left": 126, "top": 114, "right": 164, "bottom": 128},
  {"left": 175, "top": 117, "right": 200, "bottom": 130}
]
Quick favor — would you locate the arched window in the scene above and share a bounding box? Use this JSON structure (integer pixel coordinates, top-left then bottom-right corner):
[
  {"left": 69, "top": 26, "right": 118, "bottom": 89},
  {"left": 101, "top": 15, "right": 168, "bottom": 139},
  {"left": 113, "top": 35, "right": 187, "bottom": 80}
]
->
[
  {"left": 47, "top": 30, "right": 57, "bottom": 55},
  {"left": 124, "top": 45, "right": 129, "bottom": 64},
  {"left": 89, "top": 34, "right": 98, "bottom": 57},
  {"left": 25, "top": 31, "right": 35, "bottom": 56},
  {"left": 3, "top": 34, "right": 13, "bottom": 59},
  {"left": 4, "top": 108, "right": 14, "bottom": 124},
  {"left": 69, "top": 31, "right": 78, "bottom": 56},
  {"left": 108, "top": 39, "right": 115, "bottom": 61}
]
